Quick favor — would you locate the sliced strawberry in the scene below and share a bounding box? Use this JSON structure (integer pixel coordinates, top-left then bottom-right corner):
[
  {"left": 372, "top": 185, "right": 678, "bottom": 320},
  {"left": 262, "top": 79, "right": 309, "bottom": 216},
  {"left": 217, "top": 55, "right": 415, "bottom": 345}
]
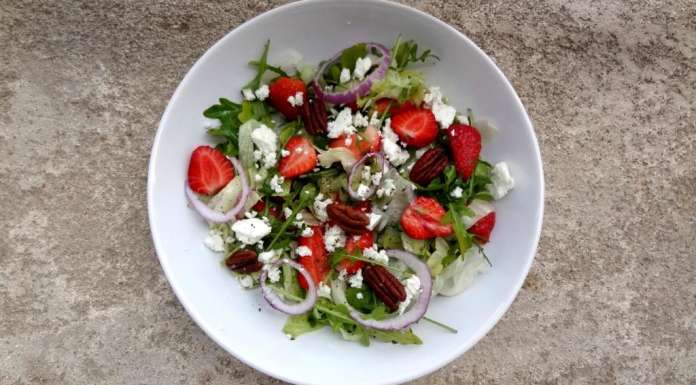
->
[
  {"left": 374, "top": 99, "right": 417, "bottom": 116},
  {"left": 278, "top": 136, "right": 317, "bottom": 178},
  {"left": 339, "top": 232, "right": 374, "bottom": 274},
  {"left": 448, "top": 124, "right": 481, "bottom": 180},
  {"left": 269, "top": 76, "right": 307, "bottom": 120},
  {"left": 297, "top": 226, "right": 329, "bottom": 290},
  {"left": 329, "top": 125, "right": 382, "bottom": 159},
  {"left": 468, "top": 211, "right": 496, "bottom": 243},
  {"left": 187, "top": 145, "right": 235, "bottom": 195},
  {"left": 400, "top": 196, "right": 453, "bottom": 240},
  {"left": 252, "top": 200, "right": 281, "bottom": 219},
  {"left": 390, "top": 108, "right": 438, "bottom": 148}
]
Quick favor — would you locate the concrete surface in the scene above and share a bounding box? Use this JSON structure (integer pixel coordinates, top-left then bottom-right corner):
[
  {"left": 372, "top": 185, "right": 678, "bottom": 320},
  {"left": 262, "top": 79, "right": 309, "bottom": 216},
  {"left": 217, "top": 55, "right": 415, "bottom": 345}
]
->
[{"left": 1, "top": 0, "right": 695, "bottom": 384}]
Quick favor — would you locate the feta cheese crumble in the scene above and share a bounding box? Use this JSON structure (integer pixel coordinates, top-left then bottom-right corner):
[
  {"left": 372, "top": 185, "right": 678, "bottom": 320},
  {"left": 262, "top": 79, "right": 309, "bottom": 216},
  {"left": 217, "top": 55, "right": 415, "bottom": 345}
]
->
[
  {"left": 258, "top": 250, "right": 277, "bottom": 264},
  {"left": 353, "top": 56, "right": 372, "bottom": 80},
  {"left": 254, "top": 84, "right": 269, "bottom": 101},
  {"left": 327, "top": 107, "right": 356, "bottom": 138},
  {"left": 251, "top": 124, "right": 278, "bottom": 168},
  {"left": 301, "top": 227, "right": 314, "bottom": 237},
  {"left": 313, "top": 193, "right": 333, "bottom": 222},
  {"left": 238, "top": 274, "right": 254, "bottom": 288},
  {"left": 287, "top": 91, "right": 304, "bottom": 107},
  {"left": 487, "top": 162, "right": 514, "bottom": 199},
  {"left": 363, "top": 245, "right": 389, "bottom": 264},
  {"left": 323, "top": 225, "right": 346, "bottom": 252},
  {"left": 339, "top": 67, "right": 351, "bottom": 84},
  {"left": 397, "top": 275, "right": 421, "bottom": 314},
  {"left": 281, "top": 149, "right": 290, "bottom": 157},
  {"left": 203, "top": 228, "right": 226, "bottom": 252},
  {"left": 318, "top": 282, "right": 332, "bottom": 298},
  {"left": 353, "top": 111, "right": 369, "bottom": 128},
  {"left": 367, "top": 212, "right": 382, "bottom": 231},
  {"left": 356, "top": 292, "right": 364, "bottom": 300},
  {"left": 355, "top": 183, "right": 371, "bottom": 200},
  {"left": 348, "top": 269, "right": 363, "bottom": 288},
  {"left": 269, "top": 174, "right": 284, "bottom": 194},
  {"left": 242, "top": 88, "right": 256, "bottom": 101},
  {"left": 450, "top": 186, "right": 463, "bottom": 198},
  {"left": 296, "top": 245, "right": 312, "bottom": 257},
  {"left": 381, "top": 119, "right": 409, "bottom": 166},
  {"left": 376, "top": 178, "right": 396, "bottom": 198},
  {"left": 266, "top": 264, "right": 281, "bottom": 283},
  {"left": 424, "top": 86, "right": 456, "bottom": 129},
  {"left": 231, "top": 218, "right": 271, "bottom": 245}
]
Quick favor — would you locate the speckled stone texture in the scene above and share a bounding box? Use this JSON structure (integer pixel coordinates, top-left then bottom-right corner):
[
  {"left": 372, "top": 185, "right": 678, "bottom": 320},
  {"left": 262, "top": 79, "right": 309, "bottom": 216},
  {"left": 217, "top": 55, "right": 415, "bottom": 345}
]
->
[{"left": 1, "top": 0, "right": 694, "bottom": 384}]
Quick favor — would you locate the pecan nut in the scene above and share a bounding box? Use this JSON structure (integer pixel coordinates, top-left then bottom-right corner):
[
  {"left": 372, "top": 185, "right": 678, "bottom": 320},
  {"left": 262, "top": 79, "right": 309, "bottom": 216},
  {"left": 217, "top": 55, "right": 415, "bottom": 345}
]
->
[
  {"left": 326, "top": 202, "right": 369, "bottom": 234},
  {"left": 409, "top": 147, "right": 449, "bottom": 185},
  {"left": 225, "top": 249, "right": 262, "bottom": 273},
  {"left": 363, "top": 265, "right": 407, "bottom": 312},
  {"left": 300, "top": 89, "right": 328, "bottom": 135}
]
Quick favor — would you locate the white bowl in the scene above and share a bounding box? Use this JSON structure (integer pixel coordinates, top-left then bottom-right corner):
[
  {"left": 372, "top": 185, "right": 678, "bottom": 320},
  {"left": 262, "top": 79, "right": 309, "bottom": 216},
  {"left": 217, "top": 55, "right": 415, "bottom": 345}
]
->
[{"left": 147, "top": 1, "right": 544, "bottom": 384}]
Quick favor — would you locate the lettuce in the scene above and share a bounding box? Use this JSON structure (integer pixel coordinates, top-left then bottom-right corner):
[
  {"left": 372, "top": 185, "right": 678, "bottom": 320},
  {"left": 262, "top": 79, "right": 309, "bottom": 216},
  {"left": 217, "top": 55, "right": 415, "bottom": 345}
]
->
[
  {"left": 432, "top": 247, "right": 488, "bottom": 296},
  {"left": 317, "top": 147, "right": 357, "bottom": 170},
  {"left": 426, "top": 237, "right": 449, "bottom": 276},
  {"left": 368, "top": 69, "right": 427, "bottom": 103}
]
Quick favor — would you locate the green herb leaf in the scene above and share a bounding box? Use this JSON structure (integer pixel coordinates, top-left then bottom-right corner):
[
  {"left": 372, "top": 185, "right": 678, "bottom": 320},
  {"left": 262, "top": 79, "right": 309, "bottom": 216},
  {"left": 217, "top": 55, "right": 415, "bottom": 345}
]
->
[
  {"left": 339, "top": 43, "right": 367, "bottom": 71},
  {"left": 244, "top": 39, "right": 271, "bottom": 90},
  {"left": 391, "top": 37, "right": 439, "bottom": 71},
  {"left": 370, "top": 328, "right": 422, "bottom": 345}
]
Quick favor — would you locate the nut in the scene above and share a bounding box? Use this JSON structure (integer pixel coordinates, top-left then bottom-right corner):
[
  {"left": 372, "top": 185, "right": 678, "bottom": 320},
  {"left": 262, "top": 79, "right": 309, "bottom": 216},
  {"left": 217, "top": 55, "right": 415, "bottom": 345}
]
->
[
  {"left": 363, "top": 265, "right": 407, "bottom": 312},
  {"left": 326, "top": 202, "right": 369, "bottom": 234},
  {"left": 225, "top": 249, "right": 262, "bottom": 273},
  {"left": 300, "top": 91, "right": 327, "bottom": 135},
  {"left": 409, "top": 147, "right": 449, "bottom": 185}
]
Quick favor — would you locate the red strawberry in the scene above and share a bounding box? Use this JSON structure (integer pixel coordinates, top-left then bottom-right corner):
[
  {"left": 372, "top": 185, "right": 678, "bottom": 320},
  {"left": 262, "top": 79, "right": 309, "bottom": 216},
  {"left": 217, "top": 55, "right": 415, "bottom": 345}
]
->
[
  {"left": 400, "top": 196, "right": 453, "bottom": 240},
  {"left": 278, "top": 136, "right": 317, "bottom": 178},
  {"left": 268, "top": 76, "right": 307, "bottom": 120},
  {"left": 390, "top": 108, "right": 438, "bottom": 148},
  {"left": 329, "top": 125, "right": 382, "bottom": 159},
  {"left": 339, "top": 232, "right": 374, "bottom": 274},
  {"left": 374, "top": 99, "right": 417, "bottom": 116},
  {"left": 468, "top": 211, "right": 496, "bottom": 243},
  {"left": 448, "top": 124, "right": 481, "bottom": 180},
  {"left": 252, "top": 200, "right": 281, "bottom": 219},
  {"left": 187, "top": 146, "right": 235, "bottom": 195},
  {"left": 297, "top": 226, "right": 329, "bottom": 290}
]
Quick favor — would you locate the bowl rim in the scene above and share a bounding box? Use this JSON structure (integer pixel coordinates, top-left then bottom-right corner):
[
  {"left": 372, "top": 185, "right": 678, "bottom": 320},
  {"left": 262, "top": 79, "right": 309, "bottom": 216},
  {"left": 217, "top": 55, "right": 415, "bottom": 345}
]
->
[{"left": 147, "top": 0, "right": 545, "bottom": 383}]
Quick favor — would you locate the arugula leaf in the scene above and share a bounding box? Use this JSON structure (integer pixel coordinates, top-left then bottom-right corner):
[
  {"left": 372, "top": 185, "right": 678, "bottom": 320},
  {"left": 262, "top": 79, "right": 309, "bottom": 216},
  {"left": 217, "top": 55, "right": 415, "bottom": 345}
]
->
[
  {"left": 340, "top": 43, "right": 367, "bottom": 71},
  {"left": 391, "top": 37, "right": 439, "bottom": 71},
  {"left": 238, "top": 100, "right": 273, "bottom": 125},
  {"left": 278, "top": 120, "right": 300, "bottom": 146},
  {"left": 283, "top": 313, "right": 324, "bottom": 339},
  {"left": 370, "top": 328, "right": 422, "bottom": 345},
  {"left": 244, "top": 39, "right": 271, "bottom": 90},
  {"left": 249, "top": 60, "right": 287, "bottom": 77},
  {"left": 446, "top": 203, "right": 473, "bottom": 259},
  {"left": 266, "top": 183, "right": 318, "bottom": 250},
  {"left": 345, "top": 287, "right": 377, "bottom": 313},
  {"left": 204, "top": 98, "right": 243, "bottom": 156}
]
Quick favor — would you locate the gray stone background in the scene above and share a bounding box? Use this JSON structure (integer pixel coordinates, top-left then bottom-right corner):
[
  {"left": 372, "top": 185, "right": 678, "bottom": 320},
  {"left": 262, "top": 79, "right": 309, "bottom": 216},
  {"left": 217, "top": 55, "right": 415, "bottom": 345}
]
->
[{"left": 1, "top": 0, "right": 695, "bottom": 384}]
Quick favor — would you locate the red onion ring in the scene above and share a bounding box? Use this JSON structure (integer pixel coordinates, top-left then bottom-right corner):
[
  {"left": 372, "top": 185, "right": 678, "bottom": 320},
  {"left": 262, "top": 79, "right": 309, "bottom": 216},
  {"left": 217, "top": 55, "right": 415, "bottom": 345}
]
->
[
  {"left": 314, "top": 43, "right": 390, "bottom": 105},
  {"left": 184, "top": 157, "right": 250, "bottom": 224},
  {"left": 348, "top": 250, "right": 432, "bottom": 330},
  {"left": 347, "top": 152, "right": 385, "bottom": 201},
  {"left": 260, "top": 258, "right": 317, "bottom": 315}
]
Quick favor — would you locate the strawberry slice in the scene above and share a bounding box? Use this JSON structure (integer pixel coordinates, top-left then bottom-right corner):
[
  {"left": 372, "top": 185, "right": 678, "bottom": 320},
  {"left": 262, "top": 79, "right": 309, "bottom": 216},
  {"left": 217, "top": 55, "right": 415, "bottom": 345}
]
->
[
  {"left": 187, "top": 145, "right": 235, "bottom": 195},
  {"left": 468, "top": 211, "right": 496, "bottom": 243},
  {"left": 400, "top": 196, "right": 453, "bottom": 240},
  {"left": 390, "top": 108, "right": 438, "bottom": 148},
  {"left": 448, "top": 124, "right": 481, "bottom": 180},
  {"left": 329, "top": 125, "right": 381, "bottom": 159},
  {"left": 339, "top": 232, "right": 374, "bottom": 274},
  {"left": 374, "top": 98, "right": 417, "bottom": 116},
  {"left": 278, "top": 136, "right": 317, "bottom": 178},
  {"left": 269, "top": 76, "right": 307, "bottom": 120},
  {"left": 297, "top": 226, "right": 329, "bottom": 290}
]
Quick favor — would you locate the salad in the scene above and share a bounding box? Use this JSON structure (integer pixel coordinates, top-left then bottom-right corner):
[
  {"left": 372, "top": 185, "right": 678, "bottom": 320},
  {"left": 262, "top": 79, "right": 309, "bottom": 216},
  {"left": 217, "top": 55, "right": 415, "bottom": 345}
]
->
[{"left": 184, "top": 38, "right": 515, "bottom": 345}]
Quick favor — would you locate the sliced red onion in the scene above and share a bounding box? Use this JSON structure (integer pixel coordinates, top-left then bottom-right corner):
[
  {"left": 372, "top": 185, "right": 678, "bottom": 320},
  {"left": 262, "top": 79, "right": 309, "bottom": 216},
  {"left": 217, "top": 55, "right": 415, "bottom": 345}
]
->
[
  {"left": 260, "top": 258, "right": 317, "bottom": 315},
  {"left": 184, "top": 157, "right": 250, "bottom": 224},
  {"left": 314, "top": 43, "right": 390, "bottom": 105},
  {"left": 348, "top": 250, "right": 432, "bottom": 330},
  {"left": 347, "top": 152, "right": 385, "bottom": 201}
]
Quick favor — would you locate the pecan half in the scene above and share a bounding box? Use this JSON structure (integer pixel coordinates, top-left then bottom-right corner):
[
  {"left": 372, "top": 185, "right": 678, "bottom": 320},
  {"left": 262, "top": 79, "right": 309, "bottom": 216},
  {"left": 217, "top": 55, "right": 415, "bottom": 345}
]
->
[
  {"left": 225, "top": 249, "right": 262, "bottom": 273},
  {"left": 300, "top": 89, "right": 328, "bottom": 135},
  {"left": 363, "top": 265, "right": 407, "bottom": 312},
  {"left": 409, "top": 147, "right": 449, "bottom": 185},
  {"left": 326, "top": 202, "right": 369, "bottom": 234}
]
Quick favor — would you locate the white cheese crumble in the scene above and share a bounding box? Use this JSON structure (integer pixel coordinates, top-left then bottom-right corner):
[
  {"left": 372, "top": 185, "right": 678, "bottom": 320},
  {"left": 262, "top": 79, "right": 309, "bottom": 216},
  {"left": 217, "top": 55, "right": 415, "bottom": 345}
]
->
[
  {"left": 367, "top": 212, "right": 382, "bottom": 231},
  {"left": 356, "top": 292, "right": 364, "bottom": 300},
  {"left": 283, "top": 207, "right": 293, "bottom": 219},
  {"left": 339, "top": 67, "right": 351, "bottom": 84},
  {"left": 251, "top": 124, "right": 278, "bottom": 169},
  {"left": 238, "top": 274, "right": 254, "bottom": 288},
  {"left": 371, "top": 171, "right": 382, "bottom": 186},
  {"left": 348, "top": 269, "right": 363, "bottom": 288},
  {"left": 487, "top": 162, "right": 515, "bottom": 199},
  {"left": 450, "top": 186, "right": 463, "bottom": 198},
  {"left": 269, "top": 174, "right": 284, "bottom": 194},
  {"left": 203, "top": 118, "right": 221, "bottom": 129},
  {"left": 327, "top": 107, "right": 356, "bottom": 138},
  {"left": 312, "top": 193, "right": 333, "bottom": 222},
  {"left": 258, "top": 250, "right": 277, "bottom": 264},
  {"left": 203, "top": 228, "right": 226, "bottom": 252},
  {"left": 369, "top": 112, "right": 381, "bottom": 128},
  {"left": 231, "top": 218, "right": 271, "bottom": 245},
  {"left": 424, "top": 86, "right": 456, "bottom": 129},
  {"left": 381, "top": 119, "right": 409, "bottom": 166},
  {"left": 397, "top": 275, "right": 421, "bottom": 315},
  {"left": 287, "top": 91, "right": 304, "bottom": 107},
  {"left": 353, "top": 111, "right": 369, "bottom": 128},
  {"left": 254, "top": 84, "right": 270, "bottom": 101},
  {"left": 323, "top": 225, "right": 346, "bottom": 252},
  {"left": 456, "top": 114, "right": 470, "bottom": 125},
  {"left": 281, "top": 149, "right": 290, "bottom": 157},
  {"left": 295, "top": 245, "right": 312, "bottom": 257},
  {"left": 266, "top": 264, "right": 281, "bottom": 283},
  {"left": 254, "top": 173, "right": 263, "bottom": 182},
  {"left": 353, "top": 56, "right": 372, "bottom": 80},
  {"left": 242, "top": 88, "right": 256, "bottom": 101},
  {"left": 363, "top": 246, "right": 389, "bottom": 265},
  {"left": 376, "top": 178, "right": 396, "bottom": 198},
  {"left": 301, "top": 227, "right": 314, "bottom": 237},
  {"left": 355, "top": 183, "right": 371, "bottom": 200},
  {"left": 318, "top": 282, "right": 332, "bottom": 298}
]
